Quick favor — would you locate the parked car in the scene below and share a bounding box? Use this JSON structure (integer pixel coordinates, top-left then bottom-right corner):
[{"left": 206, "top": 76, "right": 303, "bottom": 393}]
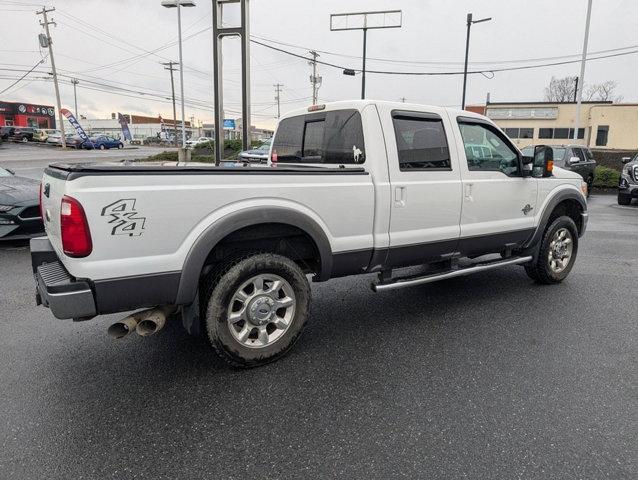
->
[
  {"left": 0, "top": 166, "right": 43, "bottom": 240},
  {"left": 64, "top": 134, "right": 85, "bottom": 149},
  {"left": 11, "top": 127, "right": 36, "bottom": 143},
  {"left": 46, "top": 132, "right": 63, "bottom": 145},
  {"left": 84, "top": 135, "right": 124, "bottom": 150},
  {"left": 521, "top": 144, "right": 596, "bottom": 192},
  {"left": 33, "top": 129, "right": 61, "bottom": 143},
  {"left": 185, "top": 137, "right": 211, "bottom": 148},
  {"left": 0, "top": 126, "right": 16, "bottom": 140},
  {"left": 618, "top": 153, "right": 638, "bottom": 205},
  {"left": 32, "top": 100, "right": 588, "bottom": 367},
  {"left": 239, "top": 139, "right": 272, "bottom": 163}
]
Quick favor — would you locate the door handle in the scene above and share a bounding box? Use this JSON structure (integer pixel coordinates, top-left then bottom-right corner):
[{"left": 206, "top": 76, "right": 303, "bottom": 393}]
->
[{"left": 394, "top": 186, "right": 407, "bottom": 207}]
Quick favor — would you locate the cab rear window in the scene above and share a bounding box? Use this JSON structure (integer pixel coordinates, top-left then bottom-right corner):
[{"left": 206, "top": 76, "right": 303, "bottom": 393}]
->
[{"left": 273, "top": 109, "right": 365, "bottom": 164}]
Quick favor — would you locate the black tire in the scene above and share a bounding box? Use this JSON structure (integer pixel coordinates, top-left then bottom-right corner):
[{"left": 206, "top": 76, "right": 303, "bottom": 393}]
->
[
  {"left": 524, "top": 215, "right": 579, "bottom": 284},
  {"left": 586, "top": 176, "right": 593, "bottom": 197},
  {"left": 203, "top": 253, "right": 310, "bottom": 368},
  {"left": 618, "top": 193, "right": 631, "bottom": 206},
  {"left": 118, "top": 143, "right": 123, "bottom": 149},
  {"left": 21, "top": 137, "right": 28, "bottom": 143},
  {"left": 99, "top": 144, "right": 105, "bottom": 150}
]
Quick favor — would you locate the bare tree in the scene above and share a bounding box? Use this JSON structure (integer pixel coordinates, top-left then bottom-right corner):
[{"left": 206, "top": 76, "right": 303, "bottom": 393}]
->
[
  {"left": 544, "top": 76, "right": 623, "bottom": 103},
  {"left": 543, "top": 76, "right": 578, "bottom": 102},
  {"left": 594, "top": 80, "right": 623, "bottom": 102}
]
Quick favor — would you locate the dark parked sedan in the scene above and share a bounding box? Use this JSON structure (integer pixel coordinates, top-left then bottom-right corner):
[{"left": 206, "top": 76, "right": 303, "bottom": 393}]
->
[
  {"left": 84, "top": 135, "right": 124, "bottom": 150},
  {"left": 0, "top": 167, "right": 44, "bottom": 240},
  {"left": 0, "top": 126, "right": 16, "bottom": 140}
]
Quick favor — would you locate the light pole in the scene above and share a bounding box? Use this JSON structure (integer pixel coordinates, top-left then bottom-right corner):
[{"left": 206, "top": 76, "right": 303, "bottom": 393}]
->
[
  {"left": 461, "top": 13, "right": 491, "bottom": 110},
  {"left": 71, "top": 78, "right": 79, "bottom": 118},
  {"left": 573, "top": 0, "right": 593, "bottom": 143},
  {"left": 161, "top": 0, "right": 195, "bottom": 149},
  {"left": 330, "top": 10, "right": 402, "bottom": 100}
]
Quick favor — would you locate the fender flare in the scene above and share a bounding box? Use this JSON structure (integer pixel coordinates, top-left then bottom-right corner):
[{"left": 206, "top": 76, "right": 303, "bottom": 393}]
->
[
  {"left": 175, "top": 206, "right": 333, "bottom": 305},
  {"left": 523, "top": 188, "right": 587, "bottom": 250}
]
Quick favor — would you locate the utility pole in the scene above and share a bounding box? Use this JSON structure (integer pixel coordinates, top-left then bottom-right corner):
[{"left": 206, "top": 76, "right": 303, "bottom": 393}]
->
[
  {"left": 400, "top": 97, "right": 406, "bottom": 103},
  {"left": 161, "top": 61, "right": 178, "bottom": 147},
  {"left": 37, "top": 7, "right": 66, "bottom": 148},
  {"left": 461, "top": 13, "right": 492, "bottom": 110},
  {"left": 274, "top": 83, "right": 283, "bottom": 118},
  {"left": 573, "top": 77, "right": 579, "bottom": 103},
  {"left": 309, "top": 50, "right": 321, "bottom": 105},
  {"left": 71, "top": 78, "right": 79, "bottom": 118}
]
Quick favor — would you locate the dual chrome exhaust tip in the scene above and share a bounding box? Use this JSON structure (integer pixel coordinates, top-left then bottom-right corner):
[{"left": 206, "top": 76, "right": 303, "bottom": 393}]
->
[{"left": 107, "top": 306, "right": 175, "bottom": 339}]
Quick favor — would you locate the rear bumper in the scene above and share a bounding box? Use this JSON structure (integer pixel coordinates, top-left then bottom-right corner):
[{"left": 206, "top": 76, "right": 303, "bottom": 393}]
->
[
  {"left": 30, "top": 237, "right": 180, "bottom": 320},
  {"left": 31, "top": 238, "right": 96, "bottom": 320}
]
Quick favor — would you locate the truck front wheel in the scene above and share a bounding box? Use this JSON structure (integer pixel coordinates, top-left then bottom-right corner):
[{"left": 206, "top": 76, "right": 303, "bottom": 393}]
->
[
  {"left": 524, "top": 215, "right": 579, "bottom": 284},
  {"left": 203, "top": 253, "right": 310, "bottom": 368}
]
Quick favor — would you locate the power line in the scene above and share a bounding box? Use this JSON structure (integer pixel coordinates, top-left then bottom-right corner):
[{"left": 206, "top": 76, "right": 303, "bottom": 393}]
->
[{"left": 0, "top": 55, "right": 47, "bottom": 95}]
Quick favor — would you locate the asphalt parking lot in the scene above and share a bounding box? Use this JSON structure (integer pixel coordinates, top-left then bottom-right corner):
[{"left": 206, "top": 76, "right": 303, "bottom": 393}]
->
[
  {"left": 0, "top": 142, "right": 165, "bottom": 179},
  {"left": 0, "top": 194, "right": 637, "bottom": 480}
]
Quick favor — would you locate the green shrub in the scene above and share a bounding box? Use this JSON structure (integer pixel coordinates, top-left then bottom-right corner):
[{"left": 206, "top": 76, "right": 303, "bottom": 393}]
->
[{"left": 593, "top": 166, "right": 620, "bottom": 188}]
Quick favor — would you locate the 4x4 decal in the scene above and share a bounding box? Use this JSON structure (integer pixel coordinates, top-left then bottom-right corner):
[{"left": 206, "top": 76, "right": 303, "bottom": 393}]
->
[{"left": 101, "top": 199, "right": 146, "bottom": 236}]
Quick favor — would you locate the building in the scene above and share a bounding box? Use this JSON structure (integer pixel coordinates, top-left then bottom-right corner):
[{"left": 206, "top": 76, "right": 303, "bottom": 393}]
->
[
  {"left": 467, "top": 101, "right": 638, "bottom": 150},
  {"left": 201, "top": 119, "right": 273, "bottom": 142},
  {"left": 0, "top": 101, "right": 56, "bottom": 128},
  {"left": 63, "top": 113, "right": 193, "bottom": 140}
]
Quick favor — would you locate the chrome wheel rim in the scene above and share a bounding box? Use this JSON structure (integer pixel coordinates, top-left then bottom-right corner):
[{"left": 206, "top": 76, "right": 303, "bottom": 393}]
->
[
  {"left": 227, "top": 274, "right": 296, "bottom": 348},
  {"left": 548, "top": 227, "right": 573, "bottom": 273}
]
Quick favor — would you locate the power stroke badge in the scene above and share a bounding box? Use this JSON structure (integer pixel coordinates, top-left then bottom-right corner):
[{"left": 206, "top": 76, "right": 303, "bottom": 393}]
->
[{"left": 101, "top": 199, "right": 146, "bottom": 236}]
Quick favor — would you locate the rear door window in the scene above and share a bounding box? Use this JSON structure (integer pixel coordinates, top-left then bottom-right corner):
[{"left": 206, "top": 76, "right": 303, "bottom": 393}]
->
[
  {"left": 273, "top": 109, "right": 365, "bottom": 164},
  {"left": 392, "top": 113, "right": 451, "bottom": 170}
]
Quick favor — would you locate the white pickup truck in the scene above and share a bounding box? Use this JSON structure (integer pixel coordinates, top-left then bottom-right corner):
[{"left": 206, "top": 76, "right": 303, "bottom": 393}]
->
[{"left": 31, "top": 100, "right": 588, "bottom": 367}]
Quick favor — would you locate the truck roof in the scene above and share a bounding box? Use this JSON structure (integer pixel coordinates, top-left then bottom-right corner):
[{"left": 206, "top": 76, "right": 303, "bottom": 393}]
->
[{"left": 280, "top": 99, "right": 483, "bottom": 122}]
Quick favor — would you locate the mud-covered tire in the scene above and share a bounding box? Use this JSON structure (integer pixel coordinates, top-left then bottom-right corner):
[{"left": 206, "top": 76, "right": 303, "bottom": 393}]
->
[
  {"left": 204, "top": 253, "right": 310, "bottom": 368},
  {"left": 525, "top": 215, "right": 579, "bottom": 284}
]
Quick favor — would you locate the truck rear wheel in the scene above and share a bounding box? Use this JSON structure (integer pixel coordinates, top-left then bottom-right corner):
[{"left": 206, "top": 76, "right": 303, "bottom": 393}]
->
[
  {"left": 524, "top": 215, "right": 579, "bottom": 284},
  {"left": 203, "top": 253, "right": 310, "bottom": 368}
]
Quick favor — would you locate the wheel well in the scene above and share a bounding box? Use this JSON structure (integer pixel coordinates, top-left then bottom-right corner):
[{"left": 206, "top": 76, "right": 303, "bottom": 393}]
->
[
  {"left": 548, "top": 199, "right": 584, "bottom": 234},
  {"left": 201, "top": 223, "right": 321, "bottom": 276}
]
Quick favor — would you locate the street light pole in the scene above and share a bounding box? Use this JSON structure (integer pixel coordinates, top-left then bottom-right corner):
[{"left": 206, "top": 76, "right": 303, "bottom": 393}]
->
[
  {"left": 71, "top": 78, "right": 79, "bottom": 118},
  {"left": 573, "top": 0, "right": 593, "bottom": 143},
  {"left": 361, "top": 28, "right": 367, "bottom": 100},
  {"left": 161, "top": 0, "right": 195, "bottom": 149},
  {"left": 176, "top": 3, "right": 186, "bottom": 147},
  {"left": 461, "top": 13, "right": 491, "bottom": 110}
]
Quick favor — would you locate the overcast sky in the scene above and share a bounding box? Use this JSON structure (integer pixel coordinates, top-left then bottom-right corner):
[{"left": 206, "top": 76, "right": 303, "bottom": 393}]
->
[{"left": 1, "top": 0, "right": 636, "bottom": 129}]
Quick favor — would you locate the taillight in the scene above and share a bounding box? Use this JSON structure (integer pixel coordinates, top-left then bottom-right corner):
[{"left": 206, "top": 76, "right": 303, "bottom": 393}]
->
[
  {"left": 271, "top": 149, "right": 278, "bottom": 167},
  {"left": 60, "top": 195, "right": 92, "bottom": 257}
]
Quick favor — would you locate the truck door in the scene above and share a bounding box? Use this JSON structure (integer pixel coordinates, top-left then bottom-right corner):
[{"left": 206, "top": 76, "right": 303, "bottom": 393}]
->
[
  {"left": 452, "top": 116, "right": 538, "bottom": 256},
  {"left": 379, "top": 106, "right": 463, "bottom": 268}
]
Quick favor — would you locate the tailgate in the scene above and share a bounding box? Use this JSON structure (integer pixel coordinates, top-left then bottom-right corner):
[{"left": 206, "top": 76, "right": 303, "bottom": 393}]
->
[{"left": 40, "top": 168, "right": 67, "bottom": 254}]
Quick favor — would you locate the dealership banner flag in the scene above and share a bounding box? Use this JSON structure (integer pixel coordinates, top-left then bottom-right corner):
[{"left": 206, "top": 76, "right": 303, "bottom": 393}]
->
[
  {"left": 118, "top": 112, "right": 132, "bottom": 141},
  {"left": 60, "top": 108, "right": 90, "bottom": 142}
]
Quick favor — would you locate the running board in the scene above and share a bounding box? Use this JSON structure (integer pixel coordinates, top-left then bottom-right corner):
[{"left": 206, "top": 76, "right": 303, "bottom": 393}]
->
[{"left": 372, "top": 256, "right": 533, "bottom": 292}]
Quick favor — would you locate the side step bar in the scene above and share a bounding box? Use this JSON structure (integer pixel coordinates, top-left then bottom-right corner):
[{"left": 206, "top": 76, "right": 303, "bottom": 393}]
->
[{"left": 372, "top": 256, "right": 533, "bottom": 292}]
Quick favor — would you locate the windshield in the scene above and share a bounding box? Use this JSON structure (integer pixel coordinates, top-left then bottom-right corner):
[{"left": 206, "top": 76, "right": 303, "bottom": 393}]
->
[{"left": 256, "top": 139, "right": 272, "bottom": 151}]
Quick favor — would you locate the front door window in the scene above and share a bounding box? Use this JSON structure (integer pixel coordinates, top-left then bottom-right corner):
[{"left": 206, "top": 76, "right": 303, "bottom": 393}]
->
[{"left": 458, "top": 122, "right": 520, "bottom": 176}]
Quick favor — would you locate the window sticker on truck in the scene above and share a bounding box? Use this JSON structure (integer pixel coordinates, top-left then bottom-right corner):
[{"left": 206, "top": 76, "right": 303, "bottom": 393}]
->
[{"left": 101, "top": 199, "right": 146, "bottom": 236}]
